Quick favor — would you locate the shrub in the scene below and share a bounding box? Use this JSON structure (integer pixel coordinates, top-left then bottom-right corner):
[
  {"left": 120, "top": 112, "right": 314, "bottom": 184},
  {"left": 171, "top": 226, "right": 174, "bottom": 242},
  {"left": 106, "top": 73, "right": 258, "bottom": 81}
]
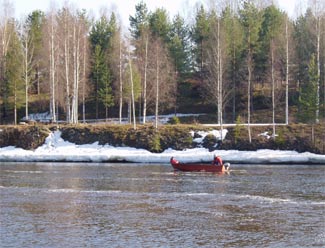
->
[
  {"left": 168, "top": 116, "right": 180, "bottom": 125},
  {"left": 234, "top": 116, "right": 244, "bottom": 144},
  {"left": 275, "top": 130, "right": 285, "bottom": 147},
  {"left": 150, "top": 132, "right": 161, "bottom": 152}
]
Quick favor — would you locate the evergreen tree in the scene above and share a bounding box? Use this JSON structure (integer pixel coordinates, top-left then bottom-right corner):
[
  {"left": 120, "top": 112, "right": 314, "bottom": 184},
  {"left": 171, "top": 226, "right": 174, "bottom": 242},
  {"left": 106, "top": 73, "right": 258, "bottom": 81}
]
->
[
  {"left": 89, "top": 14, "right": 115, "bottom": 119},
  {"left": 239, "top": 1, "right": 262, "bottom": 142},
  {"left": 5, "top": 21, "right": 24, "bottom": 124},
  {"left": 91, "top": 44, "right": 113, "bottom": 119},
  {"left": 293, "top": 9, "right": 316, "bottom": 90},
  {"left": 222, "top": 5, "right": 245, "bottom": 121},
  {"left": 149, "top": 7, "right": 171, "bottom": 42},
  {"left": 257, "top": 5, "right": 284, "bottom": 81},
  {"left": 25, "top": 10, "right": 45, "bottom": 95},
  {"left": 107, "top": 13, "right": 118, "bottom": 51},
  {"left": 129, "top": 1, "right": 149, "bottom": 39},
  {"left": 298, "top": 54, "right": 318, "bottom": 122},
  {"left": 191, "top": 5, "right": 210, "bottom": 76},
  {"left": 98, "top": 71, "right": 114, "bottom": 121},
  {"left": 169, "top": 14, "right": 191, "bottom": 78},
  {"left": 90, "top": 15, "right": 111, "bottom": 51}
]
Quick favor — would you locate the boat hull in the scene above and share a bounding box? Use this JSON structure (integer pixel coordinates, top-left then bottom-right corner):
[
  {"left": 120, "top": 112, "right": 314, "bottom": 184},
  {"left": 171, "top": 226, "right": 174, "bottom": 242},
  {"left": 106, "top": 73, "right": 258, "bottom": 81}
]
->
[{"left": 171, "top": 161, "right": 227, "bottom": 173}]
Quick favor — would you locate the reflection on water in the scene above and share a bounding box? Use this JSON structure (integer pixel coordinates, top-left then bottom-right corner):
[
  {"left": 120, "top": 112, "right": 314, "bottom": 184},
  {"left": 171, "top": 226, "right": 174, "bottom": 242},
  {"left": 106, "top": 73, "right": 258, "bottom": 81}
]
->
[{"left": 0, "top": 162, "right": 324, "bottom": 247}]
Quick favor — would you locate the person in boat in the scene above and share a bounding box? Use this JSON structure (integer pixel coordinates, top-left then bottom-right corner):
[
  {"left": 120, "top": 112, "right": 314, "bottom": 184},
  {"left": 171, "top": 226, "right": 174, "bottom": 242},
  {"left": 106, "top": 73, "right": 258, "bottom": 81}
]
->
[
  {"left": 170, "top": 157, "right": 179, "bottom": 164},
  {"left": 213, "top": 155, "right": 223, "bottom": 166}
]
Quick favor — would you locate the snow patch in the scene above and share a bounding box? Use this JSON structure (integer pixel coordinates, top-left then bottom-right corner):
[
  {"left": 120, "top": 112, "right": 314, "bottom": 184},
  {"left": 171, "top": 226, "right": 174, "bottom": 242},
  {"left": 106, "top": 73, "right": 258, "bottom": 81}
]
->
[{"left": 192, "top": 129, "right": 228, "bottom": 143}]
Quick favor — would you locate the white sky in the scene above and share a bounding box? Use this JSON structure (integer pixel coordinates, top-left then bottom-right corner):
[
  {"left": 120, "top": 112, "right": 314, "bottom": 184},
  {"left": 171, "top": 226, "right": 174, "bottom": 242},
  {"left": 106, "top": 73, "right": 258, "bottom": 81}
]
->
[{"left": 12, "top": 0, "right": 304, "bottom": 27}]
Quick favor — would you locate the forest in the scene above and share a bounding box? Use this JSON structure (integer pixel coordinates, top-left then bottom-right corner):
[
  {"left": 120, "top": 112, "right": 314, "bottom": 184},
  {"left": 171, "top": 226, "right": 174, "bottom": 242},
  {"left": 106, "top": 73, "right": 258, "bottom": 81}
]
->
[{"left": 0, "top": 0, "right": 324, "bottom": 133}]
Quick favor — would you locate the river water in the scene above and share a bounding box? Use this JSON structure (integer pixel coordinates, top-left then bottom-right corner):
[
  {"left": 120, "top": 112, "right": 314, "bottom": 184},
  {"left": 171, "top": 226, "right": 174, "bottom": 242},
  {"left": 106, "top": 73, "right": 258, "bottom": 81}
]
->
[{"left": 0, "top": 162, "right": 324, "bottom": 247}]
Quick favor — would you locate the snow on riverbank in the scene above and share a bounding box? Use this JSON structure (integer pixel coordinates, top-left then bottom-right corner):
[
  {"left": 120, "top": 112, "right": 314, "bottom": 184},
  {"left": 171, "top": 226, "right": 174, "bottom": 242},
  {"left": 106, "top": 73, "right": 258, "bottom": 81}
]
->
[{"left": 0, "top": 131, "right": 324, "bottom": 164}]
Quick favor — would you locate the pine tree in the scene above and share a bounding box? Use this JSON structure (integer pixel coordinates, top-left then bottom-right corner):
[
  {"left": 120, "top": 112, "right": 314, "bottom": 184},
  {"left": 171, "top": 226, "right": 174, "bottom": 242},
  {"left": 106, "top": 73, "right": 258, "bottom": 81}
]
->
[
  {"left": 149, "top": 7, "right": 171, "bottom": 43},
  {"left": 298, "top": 54, "right": 318, "bottom": 123},
  {"left": 169, "top": 14, "right": 191, "bottom": 79},
  {"left": 91, "top": 44, "right": 113, "bottom": 119},
  {"left": 25, "top": 10, "right": 45, "bottom": 95},
  {"left": 5, "top": 21, "right": 24, "bottom": 124},
  {"left": 222, "top": 5, "right": 244, "bottom": 122},
  {"left": 129, "top": 1, "right": 149, "bottom": 39},
  {"left": 89, "top": 14, "right": 115, "bottom": 120},
  {"left": 191, "top": 5, "right": 210, "bottom": 77}
]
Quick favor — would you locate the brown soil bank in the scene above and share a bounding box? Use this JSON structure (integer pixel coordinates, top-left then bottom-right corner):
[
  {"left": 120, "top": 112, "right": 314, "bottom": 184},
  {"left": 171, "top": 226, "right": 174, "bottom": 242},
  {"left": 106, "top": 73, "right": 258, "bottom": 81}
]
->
[{"left": 0, "top": 123, "right": 324, "bottom": 154}]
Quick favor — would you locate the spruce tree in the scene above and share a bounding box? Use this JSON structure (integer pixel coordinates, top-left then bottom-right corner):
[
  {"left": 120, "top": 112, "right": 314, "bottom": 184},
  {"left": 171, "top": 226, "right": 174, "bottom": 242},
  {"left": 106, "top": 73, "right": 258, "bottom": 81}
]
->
[
  {"left": 298, "top": 54, "right": 318, "bottom": 123},
  {"left": 5, "top": 21, "right": 24, "bottom": 124}
]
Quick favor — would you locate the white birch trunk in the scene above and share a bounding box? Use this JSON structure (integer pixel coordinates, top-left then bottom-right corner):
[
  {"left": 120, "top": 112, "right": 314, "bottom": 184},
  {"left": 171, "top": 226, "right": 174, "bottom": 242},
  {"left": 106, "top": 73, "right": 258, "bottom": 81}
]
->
[
  {"left": 217, "top": 19, "right": 221, "bottom": 125},
  {"left": 155, "top": 44, "right": 159, "bottom": 129},
  {"left": 219, "top": 55, "right": 224, "bottom": 141},
  {"left": 217, "top": 18, "right": 224, "bottom": 140},
  {"left": 271, "top": 41, "right": 276, "bottom": 138},
  {"left": 219, "top": 41, "right": 223, "bottom": 140},
  {"left": 50, "top": 14, "right": 56, "bottom": 123},
  {"left": 247, "top": 28, "right": 252, "bottom": 143},
  {"left": 72, "top": 22, "right": 80, "bottom": 124},
  {"left": 285, "top": 18, "right": 289, "bottom": 125},
  {"left": 82, "top": 33, "right": 86, "bottom": 123},
  {"left": 129, "top": 51, "right": 136, "bottom": 130},
  {"left": 64, "top": 22, "right": 70, "bottom": 123},
  {"left": 24, "top": 36, "right": 29, "bottom": 120},
  {"left": 143, "top": 35, "right": 148, "bottom": 124},
  {"left": 316, "top": 15, "right": 320, "bottom": 124},
  {"left": 119, "top": 37, "right": 123, "bottom": 124},
  {"left": 75, "top": 32, "right": 80, "bottom": 124}
]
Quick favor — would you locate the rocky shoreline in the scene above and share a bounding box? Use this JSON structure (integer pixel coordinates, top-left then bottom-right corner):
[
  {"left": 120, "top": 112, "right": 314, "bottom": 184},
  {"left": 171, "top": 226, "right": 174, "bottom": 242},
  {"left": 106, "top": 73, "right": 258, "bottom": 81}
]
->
[{"left": 0, "top": 123, "right": 324, "bottom": 155}]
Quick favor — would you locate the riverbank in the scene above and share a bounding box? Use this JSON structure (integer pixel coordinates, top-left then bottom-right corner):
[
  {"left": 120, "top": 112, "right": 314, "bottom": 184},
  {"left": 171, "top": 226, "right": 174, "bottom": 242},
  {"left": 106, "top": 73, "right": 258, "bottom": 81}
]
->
[
  {"left": 0, "top": 123, "right": 324, "bottom": 163},
  {"left": 0, "top": 123, "right": 324, "bottom": 153},
  {"left": 0, "top": 129, "right": 324, "bottom": 164}
]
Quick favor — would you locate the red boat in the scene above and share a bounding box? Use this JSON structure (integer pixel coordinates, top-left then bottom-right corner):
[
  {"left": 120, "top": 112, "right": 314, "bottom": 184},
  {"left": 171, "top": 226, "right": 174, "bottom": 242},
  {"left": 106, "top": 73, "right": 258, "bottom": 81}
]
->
[{"left": 170, "top": 157, "right": 230, "bottom": 173}]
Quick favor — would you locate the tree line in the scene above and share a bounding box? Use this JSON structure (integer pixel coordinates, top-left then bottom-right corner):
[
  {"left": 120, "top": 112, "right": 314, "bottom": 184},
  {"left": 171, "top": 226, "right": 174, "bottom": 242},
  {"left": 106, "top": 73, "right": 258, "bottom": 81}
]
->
[{"left": 0, "top": 0, "right": 324, "bottom": 132}]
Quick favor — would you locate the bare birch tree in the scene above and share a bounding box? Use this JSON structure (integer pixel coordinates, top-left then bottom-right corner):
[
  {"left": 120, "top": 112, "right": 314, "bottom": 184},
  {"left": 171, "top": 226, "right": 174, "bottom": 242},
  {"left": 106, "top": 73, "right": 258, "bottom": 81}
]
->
[
  {"left": 150, "top": 38, "right": 176, "bottom": 129},
  {"left": 128, "top": 48, "right": 136, "bottom": 130},
  {"left": 19, "top": 17, "right": 34, "bottom": 121},
  {"left": 132, "top": 28, "right": 150, "bottom": 124},
  {"left": 285, "top": 16, "right": 289, "bottom": 125},
  {"left": 142, "top": 32, "right": 149, "bottom": 124},
  {"left": 206, "top": 14, "right": 231, "bottom": 130},
  {"left": 81, "top": 14, "right": 90, "bottom": 123},
  {"left": 118, "top": 34, "right": 124, "bottom": 123},
  {"left": 56, "top": 6, "right": 89, "bottom": 124},
  {"left": 45, "top": 6, "right": 58, "bottom": 122},
  {"left": 107, "top": 21, "right": 125, "bottom": 124}
]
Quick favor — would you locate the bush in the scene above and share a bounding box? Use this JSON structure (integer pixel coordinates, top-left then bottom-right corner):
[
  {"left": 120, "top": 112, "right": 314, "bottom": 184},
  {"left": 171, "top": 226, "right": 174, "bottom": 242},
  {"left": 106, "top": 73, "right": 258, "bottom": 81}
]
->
[
  {"left": 150, "top": 132, "right": 161, "bottom": 152},
  {"left": 168, "top": 116, "right": 180, "bottom": 125},
  {"left": 275, "top": 130, "right": 285, "bottom": 147},
  {"left": 234, "top": 116, "right": 244, "bottom": 144}
]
